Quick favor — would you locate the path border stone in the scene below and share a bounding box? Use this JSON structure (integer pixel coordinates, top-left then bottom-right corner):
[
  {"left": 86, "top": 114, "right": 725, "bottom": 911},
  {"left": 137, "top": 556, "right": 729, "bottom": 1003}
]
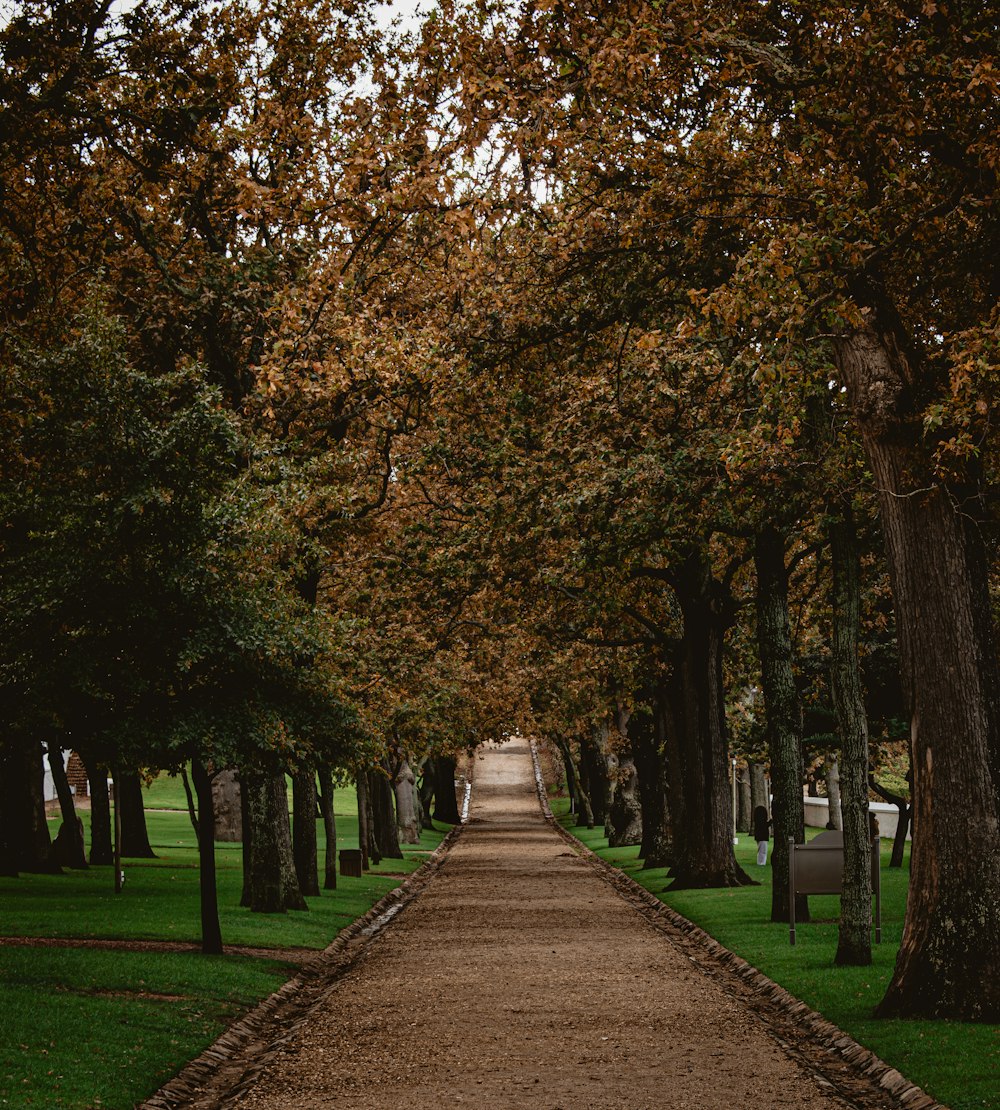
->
[
  {"left": 142, "top": 807, "right": 469, "bottom": 1108},
  {"left": 528, "top": 740, "right": 950, "bottom": 1110}
]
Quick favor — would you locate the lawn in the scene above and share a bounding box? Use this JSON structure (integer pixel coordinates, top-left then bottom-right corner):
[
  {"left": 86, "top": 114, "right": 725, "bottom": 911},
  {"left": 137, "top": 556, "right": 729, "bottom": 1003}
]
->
[
  {"left": 554, "top": 799, "right": 999, "bottom": 1110},
  {"left": 0, "top": 783, "right": 450, "bottom": 1109}
]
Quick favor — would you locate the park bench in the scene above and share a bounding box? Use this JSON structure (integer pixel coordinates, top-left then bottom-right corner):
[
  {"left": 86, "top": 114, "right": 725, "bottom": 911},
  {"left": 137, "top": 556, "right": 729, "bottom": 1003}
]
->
[{"left": 788, "top": 829, "right": 881, "bottom": 946}]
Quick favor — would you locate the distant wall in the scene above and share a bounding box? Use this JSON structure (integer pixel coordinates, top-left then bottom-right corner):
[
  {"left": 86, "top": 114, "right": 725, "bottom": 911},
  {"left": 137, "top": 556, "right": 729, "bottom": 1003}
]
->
[{"left": 803, "top": 794, "right": 911, "bottom": 841}]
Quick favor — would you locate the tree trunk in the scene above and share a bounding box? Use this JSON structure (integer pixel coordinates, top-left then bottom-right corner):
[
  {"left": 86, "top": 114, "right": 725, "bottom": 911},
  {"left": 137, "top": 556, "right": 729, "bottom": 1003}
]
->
[
  {"left": 82, "top": 751, "right": 113, "bottom": 866},
  {"left": 292, "top": 770, "right": 320, "bottom": 897},
  {"left": 118, "top": 771, "right": 156, "bottom": 858},
  {"left": 432, "top": 755, "right": 461, "bottom": 825},
  {"left": 755, "top": 524, "right": 809, "bottom": 923},
  {"left": 0, "top": 749, "right": 18, "bottom": 876},
  {"left": 607, "top": 755, "right": 642, "bottom": 847},
  {"left": 211, "top": 769, "right": 242, "bottom": 842},
  {"left": 316, "top": 767, "right": 337, "bottom": 890},
  {"left": 243, "top": 770, "right": 307, "bottom": 913},
  {"left": 394, "top": 758, "right": 421, "bottom": 845},
  {"left": 417, "top": 758, "right": 436, "bottom": 830},
  {"left": 580, "top": 728, "right": 611, "bottom": 826},
  {"left": 191, "top": 757, "right": 223, "bottom": 954},
  {"left": 836, "top": 323, "right": 1000, "bottom": 1019},
  {"left": 869, "top": 775, "right": 911, "bottom": 869},
  {"left": 736, "top": 764, "right": 752, "bottom": 835},
  {"left": 239, "top": 772, "right": 252, "bottom": 906},
  {"left": 750, "top": 762, "right": 769, "bottom": 819},
  {"left": 357, "top": 772, "right": 375, "bottom": 868},
  {"left": 829, "top": 508, "right": 872, "bottom": 966},
  {"left": 560, "top": 741, "right": 577, "bottom": 815},
  {"left": 631, "top": 700, "right": 672, "bottom": 867},
  {"left": 824, "top": 753, "right": 843, "bottom": 830},
  {"left": 0, "top": 743, "right": 58, "bottom": 874},
  {"left": 47, "top": 742, "right": 87, "bottom": 869},
  {"left": 666, "top": 550, "right": 752, "bottom": 889},
  {"left": 182, "top": 767, "right": 199, "bottom": 837},
  {"left": 369, "top": 767, "right": 403, "bottom": 860}
]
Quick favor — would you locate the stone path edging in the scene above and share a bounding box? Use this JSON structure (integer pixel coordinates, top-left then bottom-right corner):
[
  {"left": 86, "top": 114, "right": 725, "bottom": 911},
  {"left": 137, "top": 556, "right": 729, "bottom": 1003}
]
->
[
  {"left": 142, "top": 819, "right": 467, "bottom": 1109},
  {"left": 528, "top": 740, "right": 950, "bottom": 1110}
]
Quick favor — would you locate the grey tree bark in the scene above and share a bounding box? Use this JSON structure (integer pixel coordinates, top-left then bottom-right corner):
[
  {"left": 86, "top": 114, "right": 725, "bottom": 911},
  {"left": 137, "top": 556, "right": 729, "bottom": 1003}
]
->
[
  {"left": 394, "top": 758, "right": 421, "bottom": 845},
  {"left": 607, "top": 755, "right": 643, "bottom": 847},
  {"left": 829, "top": 507, "right": 872, "bottom": 966},
  {"left": 243, "top": 770, "right": 307, "bottom": 913},
  {"left": 824, "top": 754, "right": 843, "bottom": 831},
  {"left": 755, "top": 524, "right": 808, "bottom": 923},
  {"left": 211, "top": 769, "right": 242, "bottom": 842}
]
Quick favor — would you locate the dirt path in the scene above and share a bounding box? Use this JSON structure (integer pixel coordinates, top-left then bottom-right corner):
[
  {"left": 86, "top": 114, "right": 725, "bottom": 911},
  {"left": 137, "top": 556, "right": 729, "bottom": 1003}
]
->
[{"left": 227, "top": 740, "right": 894, "bottom": 1110}]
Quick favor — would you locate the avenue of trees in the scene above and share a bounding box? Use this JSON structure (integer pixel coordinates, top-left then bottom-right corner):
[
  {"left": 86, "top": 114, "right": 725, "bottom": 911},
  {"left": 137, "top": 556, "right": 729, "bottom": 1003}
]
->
[{"left": 1, "top": 0, "right": 997, "bottom": 1021}]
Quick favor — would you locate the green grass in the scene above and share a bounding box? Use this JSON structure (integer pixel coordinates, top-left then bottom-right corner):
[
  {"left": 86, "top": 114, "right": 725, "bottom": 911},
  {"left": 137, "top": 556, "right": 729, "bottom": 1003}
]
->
[
  {"left": 554, "top": 799, "right": 999, "bottom": 1110},
  {"left": 2, "top": 789, "right": 450, "bottom": 1109},
  {"left": 0, "top": 947, "right": 293, "bottom": 1109}
]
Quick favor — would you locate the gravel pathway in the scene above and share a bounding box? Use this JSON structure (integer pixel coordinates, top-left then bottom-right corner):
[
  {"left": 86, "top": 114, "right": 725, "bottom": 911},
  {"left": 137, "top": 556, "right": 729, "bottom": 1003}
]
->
[{"left": 230, "top": 739, "right": 875, "bottom": 1109}]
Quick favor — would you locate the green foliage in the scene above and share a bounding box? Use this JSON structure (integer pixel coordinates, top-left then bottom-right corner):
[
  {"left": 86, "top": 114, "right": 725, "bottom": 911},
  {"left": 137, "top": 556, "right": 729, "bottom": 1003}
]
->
[{"left": 0, "top": 303, "right": 358, "bottom": 776}]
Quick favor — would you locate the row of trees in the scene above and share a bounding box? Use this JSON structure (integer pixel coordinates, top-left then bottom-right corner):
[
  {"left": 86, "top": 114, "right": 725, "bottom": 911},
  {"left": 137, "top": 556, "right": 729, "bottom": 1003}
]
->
[
  {"left": 0, "top": 0, "right": 495, "bottom": 951},
  {"left": 1, "top": 0, "right": 997, "bottom": 1020}
]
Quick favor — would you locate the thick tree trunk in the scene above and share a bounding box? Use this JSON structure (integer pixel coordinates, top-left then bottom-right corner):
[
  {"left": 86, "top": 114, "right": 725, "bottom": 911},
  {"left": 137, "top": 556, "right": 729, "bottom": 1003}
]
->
[
  {"left": 829, "top": 508, "right": 872, "bottom": 966},
  {"left": 316, "top": 767, "right": 337, "bottom": 890},
  {"left": 755, "top": 525, "right": 808, "bottom": 923},
  {"left": 292, "top": 771, "right": 320, "bottom": 897},
  {"left": 736, "top": 764, "right": 752, "bottom": 835},
  {"left": 211, "top": 769, "right": 242, "bottom": 842},
  {"left": 191, "top": 757, "right": 223, "bottom": 954},
  {"left": 417, "top": 758, "right": 436, "bottom": 830},
  {"left": 394, "top": 758, "right": 421, "bottom": 845},
  {"left": 118, "top": 771, "right": 156, "bottom": 858},
  {"left": 239, "top": 773, "right": 252, "bottom": 906},
  {"left": 243, "top": 770, "right": 307, "bottom": 913},
  {"left": 631, "top": 701, "right": 672, "bottom": 867},
  {"left": 824, "top": 754, "right": 843, "bottom": 831},
  {"left": 432, "top": 755, "right": 461, "bottom": 825},
  {"left": 607, "top": 755, "right": 642, "bottom": 847},
  {"left": 580, "top": 728, "right": 611, "bottom": 826},
  {"left": 667, "top": 552, "right": 752, "bottom": 889},
  {"left": 82, "top": 751, "right": 113, "bottom": 866},
  {"left": 357, "top": 773, "right": 372, "bottom": 869},
  {"left": 750, "top": 762, "right": 769, "bottom": 819},
  {"left": 836, "top": 323, "right": 1000, "bottom": 1019},
  {"left": 0, "top": 744, "right": 58, "bottom": 873},
  {"left": 0, "top": 749, "right": 18, "bottom": 876},
  {"left": 47, "top": 742, "right": 87, "bottom": 869},
  {"left": 369, "top": 767, "right": 403, "bottom": 860}
]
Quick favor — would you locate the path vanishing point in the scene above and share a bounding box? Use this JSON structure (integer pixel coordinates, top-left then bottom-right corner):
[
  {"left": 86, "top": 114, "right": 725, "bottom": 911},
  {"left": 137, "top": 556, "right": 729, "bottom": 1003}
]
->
[{"left": 223, "top": 739, "right": 906, "bottom": 1110}]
